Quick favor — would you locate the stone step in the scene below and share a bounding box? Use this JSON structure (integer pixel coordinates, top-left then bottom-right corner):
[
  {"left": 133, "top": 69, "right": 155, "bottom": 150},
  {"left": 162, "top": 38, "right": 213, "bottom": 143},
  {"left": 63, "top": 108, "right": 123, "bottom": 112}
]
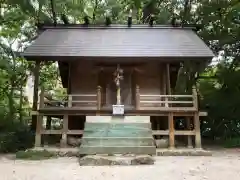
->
[
  {"left": 81, "top": 137, "right": 154, "bottom": 146},
  {"left": 83, "top": 130, "right": 153, "bottom": 137},
  {"left": 79, "top": 146, "right": 156, "bottom": 155},
  {"left": 84, "top": 123, "right": 152, "bottom": 138},
  {"left": 84, "top": 123, "right": 151, "bottom": 129}
]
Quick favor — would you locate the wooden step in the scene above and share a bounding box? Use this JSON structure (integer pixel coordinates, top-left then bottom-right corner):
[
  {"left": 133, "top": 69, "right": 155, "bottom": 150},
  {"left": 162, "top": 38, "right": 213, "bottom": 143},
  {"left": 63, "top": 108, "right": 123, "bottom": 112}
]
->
[{"left": 79, "top": 146, "right": 156, "bottom": 155}]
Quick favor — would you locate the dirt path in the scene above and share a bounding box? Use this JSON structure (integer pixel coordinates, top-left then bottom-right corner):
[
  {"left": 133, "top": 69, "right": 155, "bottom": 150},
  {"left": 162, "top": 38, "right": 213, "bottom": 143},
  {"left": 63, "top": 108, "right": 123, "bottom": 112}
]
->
[{"left": 1, "top": 150, "right": 240, "bottom": 180}]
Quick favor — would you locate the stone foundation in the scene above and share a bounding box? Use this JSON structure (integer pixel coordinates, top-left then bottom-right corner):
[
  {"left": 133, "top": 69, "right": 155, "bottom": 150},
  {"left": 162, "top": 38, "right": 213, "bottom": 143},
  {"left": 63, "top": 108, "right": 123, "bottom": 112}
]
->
[
  {"left": 79, "top": 155, "right": 155, "bottom": 166},
  {"left": 156, "top": 149, "right": 212, "bottom": 156}
]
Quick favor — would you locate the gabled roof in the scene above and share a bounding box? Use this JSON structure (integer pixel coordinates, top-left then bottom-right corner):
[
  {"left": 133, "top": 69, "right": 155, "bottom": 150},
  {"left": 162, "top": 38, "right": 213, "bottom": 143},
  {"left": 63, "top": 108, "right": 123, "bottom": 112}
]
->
[{"left": 22, "top": 25, "right": 214, "bottom": 61}]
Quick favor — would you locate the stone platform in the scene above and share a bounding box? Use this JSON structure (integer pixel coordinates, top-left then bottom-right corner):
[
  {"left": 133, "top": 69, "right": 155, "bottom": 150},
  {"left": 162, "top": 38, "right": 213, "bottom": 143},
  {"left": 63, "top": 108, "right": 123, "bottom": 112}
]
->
[
  {"left": 79, "top": 116, "right": 156, "bottom": 155},
  {"left": 156, "top": 148, "right": 212, "bottom": 156},
  {"left": 79, "top": 154, "right": 155, "bottom": 166}
]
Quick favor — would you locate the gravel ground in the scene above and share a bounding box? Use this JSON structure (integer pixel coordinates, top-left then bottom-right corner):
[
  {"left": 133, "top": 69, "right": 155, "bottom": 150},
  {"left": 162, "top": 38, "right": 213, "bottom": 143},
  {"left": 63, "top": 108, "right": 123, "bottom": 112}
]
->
[{"left": 1, "top": 149, "right": 240, "bottom": 180}]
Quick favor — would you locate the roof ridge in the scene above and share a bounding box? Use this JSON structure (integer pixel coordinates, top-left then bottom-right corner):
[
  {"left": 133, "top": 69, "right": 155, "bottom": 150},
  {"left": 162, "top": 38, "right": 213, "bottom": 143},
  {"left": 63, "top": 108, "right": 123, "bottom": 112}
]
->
[{"left": 40, "top": 24, "right": 196, "bottom": 30}]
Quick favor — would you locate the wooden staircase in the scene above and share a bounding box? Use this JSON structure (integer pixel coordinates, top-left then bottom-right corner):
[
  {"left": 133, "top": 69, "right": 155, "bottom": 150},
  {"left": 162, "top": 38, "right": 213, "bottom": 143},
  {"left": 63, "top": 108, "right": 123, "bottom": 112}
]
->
[{"left": 79, "top": 116, "right": 156, "bottom": 155}]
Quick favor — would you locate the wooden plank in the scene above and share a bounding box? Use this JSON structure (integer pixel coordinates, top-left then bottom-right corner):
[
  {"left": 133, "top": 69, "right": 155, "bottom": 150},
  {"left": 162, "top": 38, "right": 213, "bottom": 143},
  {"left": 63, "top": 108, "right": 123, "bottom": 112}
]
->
[
  {"left": 152, "top": 130, "right": 169, "bottom": 135},
  {"left": 71, "top": 94, "right": 97, "bottom": 97},
  {"left": 42, "top": 130, "right": 62, "bottom": 134},
  {"left": 175, "top": 130, "right": 195, "bottom": 136},
  {"left": 42, "top": 129, "right": 84, "bottom": 135},
  {"left": 72, "top": 100, "right": 97, "bottom": 103},
  {"left": 67, "top": 130, "right": 84, "bottom": 135},
  {"left": 168, "top": 112, "right": 175, "bottom": 149},
  {"left": 140, "top": 100, "right": 193, "bottom": 104},
  {"left": 152, "top": 130, "right": 195, "bottom": 136},
  {"left": 140, "top": 95, "right": 193, "bottom": 97}
]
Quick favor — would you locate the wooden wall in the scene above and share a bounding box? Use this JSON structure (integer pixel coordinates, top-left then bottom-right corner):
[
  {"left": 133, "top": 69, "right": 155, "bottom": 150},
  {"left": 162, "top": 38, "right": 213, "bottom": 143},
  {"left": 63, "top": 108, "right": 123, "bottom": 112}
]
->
[{"left": 69, "top": 60, "right": 169, "bottom": 106}]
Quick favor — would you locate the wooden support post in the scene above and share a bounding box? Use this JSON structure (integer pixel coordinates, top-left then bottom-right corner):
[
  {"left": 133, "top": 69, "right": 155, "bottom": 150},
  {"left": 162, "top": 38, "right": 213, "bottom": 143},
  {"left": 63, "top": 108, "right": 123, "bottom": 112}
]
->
[
  {"left": 68, "top": 95, "right": 72, "bottom": 107},
  {"left": 135, "top": 85, "right": 140, "bottom": 110},
  {"left": 192, "top": 85, "right": 198, "bottom": 109},
  {"left": 60, "top": 115, "right": 68, "bottom": 148},
  {"left": 168, "top": 113, "right": 175, "bottom": 149},
  {"left": 194, "top": 113, "right": 202, "bottom": 149},
  {"left": 35, "top": 115, "right": 43, "bottom": 147},
  {"left": 97, "top": 86, "right": 102, "bottom": 110},
  {"left": 31, "top": 61, "right": 40, "bottom": 131},
  {"left": 186, "top": 117, "right": 193, "bottom": 148},
  {"left": 156, "top": 118, "right": 161, "bottom": 139},
  {"left": 166, "top": 63, "right": 171, "bottom": 107},
  {"left": 39, "top": 86, "right": 44, "bottom": 108}
]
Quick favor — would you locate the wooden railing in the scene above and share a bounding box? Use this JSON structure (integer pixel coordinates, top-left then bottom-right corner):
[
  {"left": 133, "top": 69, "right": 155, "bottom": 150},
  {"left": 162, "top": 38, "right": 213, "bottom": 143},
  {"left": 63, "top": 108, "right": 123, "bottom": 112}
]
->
[
  {"left": 39, "top": 86, "right": 102, "bottom": 110},
  {"left": 135, "top": 85, "right": 198, "bottom": 110},
  {"left": 139, "top": 94, "right": 194, "bottom": 108}
]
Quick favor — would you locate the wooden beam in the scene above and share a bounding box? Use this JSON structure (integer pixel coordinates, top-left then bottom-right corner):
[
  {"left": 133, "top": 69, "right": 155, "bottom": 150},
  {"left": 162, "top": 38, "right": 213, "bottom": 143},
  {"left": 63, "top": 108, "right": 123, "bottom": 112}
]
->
[
  {"left": 42, "top": 129, "right": 83, "bottom": 135},
  {"left": 31, "top": 61, "right": 41, "bottom": 131},
  {"left": 152, "top": 130, "right": 195, "bottom": 136},
  {"left": 152, "top": 130, "right": 169, "bottom": 135},
  {"left": 168, "top": 112, "right": 175, "bottom": 149}
]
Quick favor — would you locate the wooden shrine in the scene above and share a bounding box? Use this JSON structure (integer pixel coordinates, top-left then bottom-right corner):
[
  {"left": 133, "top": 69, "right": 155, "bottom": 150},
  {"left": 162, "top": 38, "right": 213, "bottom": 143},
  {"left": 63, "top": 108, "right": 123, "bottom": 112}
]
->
[{"left": 22, "top": 24, "right": 214, "bottom": 154}]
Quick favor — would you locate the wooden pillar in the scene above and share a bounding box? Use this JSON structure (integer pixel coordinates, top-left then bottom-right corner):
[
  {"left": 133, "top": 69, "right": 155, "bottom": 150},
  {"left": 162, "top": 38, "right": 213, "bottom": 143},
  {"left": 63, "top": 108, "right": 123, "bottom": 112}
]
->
[
  {"left": 34, "top": 86, "right": 44, "bottom": 147},
  {"left": 186, "top": 117, "right": 193, "bottom": 148},
  {"left": 192, "top": 85, "right": 198, "bottom": 109},
  {"left": 60, "top": 115, "right": 68, "bottom": 148},
  {"left": 135, "top": 85, "right": 140, "bottom": 110},
  {"left": 31, "top": 61, "right": 41, "bottom": 131},
  {"left": 192, "top": 85, "right": 201, "bottom": 149},
  {"left": 68, "top": 95, "right": 72, "bottom": 107},
  {"left": 35, "top": 115, "right": 43, "bottom": 147},
  {"left": 166, "top": 64, "right": 171, "bottom": 107},
  {"left": 97, "top": 86, "right": 102, "bottom": 110},
  {"left": 166, "top": 64, "right": 171, "bottom": 95},
  {"left": 194, "top": 113, "right": 202, "bottom": 149},
  {"left": 168, "top": 112, "right": 175, "bottom": 149},
  {"left": 156, "top": 118, "right": 161, "bottom": 139}
]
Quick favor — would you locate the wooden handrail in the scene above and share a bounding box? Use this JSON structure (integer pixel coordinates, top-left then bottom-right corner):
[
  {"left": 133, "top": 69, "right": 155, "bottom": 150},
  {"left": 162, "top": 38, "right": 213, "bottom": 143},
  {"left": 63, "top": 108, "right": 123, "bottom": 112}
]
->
[{"left": 140, "top": 94, "right": 193, "bottom": 97}]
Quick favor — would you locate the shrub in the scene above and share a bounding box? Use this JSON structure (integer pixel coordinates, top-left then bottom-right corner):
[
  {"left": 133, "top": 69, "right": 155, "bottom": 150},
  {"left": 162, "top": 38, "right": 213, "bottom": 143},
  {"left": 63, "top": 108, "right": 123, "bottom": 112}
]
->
[
  {"left": 0, "top": 119, "right": 34, "bottom": 153},
  {"left": 224, "top": 137, "right": 240, "bottom": 148},
  {"left": 16, "top": 150, "right": 57, "bottom": 160}
]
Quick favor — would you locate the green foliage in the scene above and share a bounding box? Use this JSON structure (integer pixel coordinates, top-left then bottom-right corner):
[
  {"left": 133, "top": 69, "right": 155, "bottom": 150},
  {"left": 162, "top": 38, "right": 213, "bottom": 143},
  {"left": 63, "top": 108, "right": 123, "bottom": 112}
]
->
[
  {"left": 15, "top": 150, "right": 57, "bottom": 160},
  {"left": 224, "top": 138, "right": 240, "bottom": 148},
  {"left": 0, "top": 118, "right": 34, "bottom": 153}
]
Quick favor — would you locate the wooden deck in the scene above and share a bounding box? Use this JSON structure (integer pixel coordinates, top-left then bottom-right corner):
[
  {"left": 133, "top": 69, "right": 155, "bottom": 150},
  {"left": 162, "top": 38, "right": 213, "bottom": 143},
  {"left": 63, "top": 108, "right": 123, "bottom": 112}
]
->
[{"left": 36, "top": 107, "right": 207, "bottom": 116}]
